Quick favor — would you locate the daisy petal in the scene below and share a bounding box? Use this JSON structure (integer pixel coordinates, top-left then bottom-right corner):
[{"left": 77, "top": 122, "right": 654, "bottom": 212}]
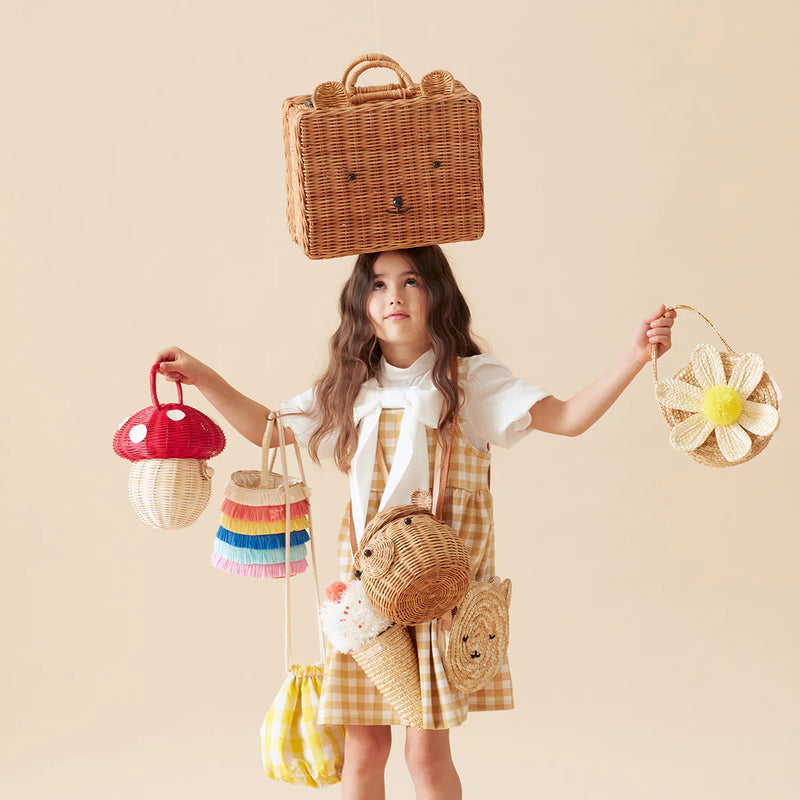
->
[
  {"left": 656, "top": 379, "right": 704, "bottom": 412},
  {"left": 738, "top": 399, "right": 779, "bottom": 436},
  {"left": 727, "top": 353, "right": 765, "bottom": 399},
  {"left": 715, "top": 423, "right": 752, "bottom": 462},
  {"left": 670, "top": 413, "right": 715, "bottom": 452},
  {"left": 691, "top": 343, "right": 725, "bottom": 389}
]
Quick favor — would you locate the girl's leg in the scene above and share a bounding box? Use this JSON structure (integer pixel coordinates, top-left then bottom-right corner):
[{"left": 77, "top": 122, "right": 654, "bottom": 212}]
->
[
  {"left": 404, "top": 728, "right": 462, "bottom": 800},
  {"left": 341, "top": 724, "right": 392, "bottom": 800}
]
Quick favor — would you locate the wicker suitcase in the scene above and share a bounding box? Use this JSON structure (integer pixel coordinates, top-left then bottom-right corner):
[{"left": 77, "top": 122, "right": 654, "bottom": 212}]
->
[{"left": 282, "top": 53, "right": 484, "bottom": 260}]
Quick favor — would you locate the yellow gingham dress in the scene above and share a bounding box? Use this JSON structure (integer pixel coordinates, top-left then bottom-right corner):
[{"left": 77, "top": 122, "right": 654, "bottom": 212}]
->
[{"left": 317, "top": 361, "right": 513, "bottom": 729}]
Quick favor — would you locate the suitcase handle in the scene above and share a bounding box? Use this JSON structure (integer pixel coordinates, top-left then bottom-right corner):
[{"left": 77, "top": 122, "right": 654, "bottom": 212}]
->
[{"left": 342, "top": 53, "right": 416, "bottom": 104}]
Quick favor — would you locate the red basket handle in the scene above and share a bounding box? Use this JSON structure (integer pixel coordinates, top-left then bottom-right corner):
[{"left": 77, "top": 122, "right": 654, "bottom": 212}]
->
[{"left": 151, "top": 362, "right": 184, "bottom": 408}]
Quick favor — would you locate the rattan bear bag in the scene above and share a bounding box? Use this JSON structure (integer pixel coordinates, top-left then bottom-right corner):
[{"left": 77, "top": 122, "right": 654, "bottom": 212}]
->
[{"left": 348, "top": 387, "right": 471, "bottom": 627}]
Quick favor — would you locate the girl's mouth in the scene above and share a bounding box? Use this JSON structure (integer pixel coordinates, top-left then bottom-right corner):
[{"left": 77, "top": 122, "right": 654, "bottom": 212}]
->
[{"left": 386, "top": 313, "right": 409, "bottom": 320}]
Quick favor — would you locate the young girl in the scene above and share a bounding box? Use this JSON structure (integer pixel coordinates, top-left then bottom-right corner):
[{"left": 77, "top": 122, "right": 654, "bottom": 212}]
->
[{"left": 155, "top": 245, "right": 675, "bottom": 800}]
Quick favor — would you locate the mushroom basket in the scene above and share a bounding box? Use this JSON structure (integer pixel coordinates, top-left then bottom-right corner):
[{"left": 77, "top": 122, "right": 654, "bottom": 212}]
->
[{"left": 113, "top": 363, "right": 226, "bottom": 529}]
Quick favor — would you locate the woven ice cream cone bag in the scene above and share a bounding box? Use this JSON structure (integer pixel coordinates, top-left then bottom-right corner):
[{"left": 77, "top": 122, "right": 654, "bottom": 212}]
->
[
  {"left": 319, "top": 579, "right": 424, "bottom": 729},
  {"left": 212, "top": 413, "right": 311, "bottom": 577},
  {"left": 653, "top": 305, "right": 781, "bottom": 467}
]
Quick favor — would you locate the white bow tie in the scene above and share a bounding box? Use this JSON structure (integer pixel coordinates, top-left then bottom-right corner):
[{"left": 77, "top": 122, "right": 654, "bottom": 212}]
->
[{"left": 349, "top": 380, "right": 443, "bottom": 544}]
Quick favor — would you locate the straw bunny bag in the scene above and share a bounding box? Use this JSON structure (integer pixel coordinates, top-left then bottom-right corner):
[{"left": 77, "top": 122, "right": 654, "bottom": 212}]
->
[
  {"left": 653, "top": 305, "right": 781, "bottom": 466},
  {"left": 257, "top": 414, "right": 345, "bottom": 788}
]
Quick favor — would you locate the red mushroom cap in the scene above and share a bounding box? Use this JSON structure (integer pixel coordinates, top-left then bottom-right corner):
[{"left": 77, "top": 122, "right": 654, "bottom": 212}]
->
[{"left": 113, "top": 364, "right": 226, "bottom": 461}]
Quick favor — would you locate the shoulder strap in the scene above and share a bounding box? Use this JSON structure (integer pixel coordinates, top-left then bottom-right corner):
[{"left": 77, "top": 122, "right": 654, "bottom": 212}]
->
[{"left": 348, "top": 355, "right": 459, "bottom": 555}]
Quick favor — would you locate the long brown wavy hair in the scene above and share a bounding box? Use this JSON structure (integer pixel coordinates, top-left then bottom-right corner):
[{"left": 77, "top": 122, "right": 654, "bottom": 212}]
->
[{"left": 307, "top": 245, "right": 484, "bottom": 471}]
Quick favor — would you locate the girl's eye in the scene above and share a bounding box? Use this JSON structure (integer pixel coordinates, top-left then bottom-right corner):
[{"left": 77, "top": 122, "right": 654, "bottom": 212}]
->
[
  {"left": 405, "top": 278, "right": 418, "bottom": 286},
  {"left": 373, "top": 281, "right": 385, "bottom": 289}
]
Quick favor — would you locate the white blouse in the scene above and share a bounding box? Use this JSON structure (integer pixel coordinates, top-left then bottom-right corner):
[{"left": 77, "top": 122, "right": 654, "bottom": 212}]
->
[{"left": 280, "top": 348, "right": 551, "bottom": 456}]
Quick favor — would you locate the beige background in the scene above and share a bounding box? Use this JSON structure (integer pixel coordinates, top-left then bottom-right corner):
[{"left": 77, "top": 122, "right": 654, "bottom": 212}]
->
[{"left": 3, "top": 1, "right": 798, "bottom": 797}]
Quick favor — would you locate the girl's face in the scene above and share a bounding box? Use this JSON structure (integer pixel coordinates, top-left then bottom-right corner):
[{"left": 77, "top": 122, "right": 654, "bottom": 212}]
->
[{"left": 366, "top": 251, "right": 431, "bottom": 355}]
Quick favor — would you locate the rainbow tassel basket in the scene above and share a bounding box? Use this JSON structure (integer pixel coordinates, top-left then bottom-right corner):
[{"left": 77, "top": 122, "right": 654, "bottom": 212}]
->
[{"left": 212, "top": 413, "right": 311, "bottom": 578}]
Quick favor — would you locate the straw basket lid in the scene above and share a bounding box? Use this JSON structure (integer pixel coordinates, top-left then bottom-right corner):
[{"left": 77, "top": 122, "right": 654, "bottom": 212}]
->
[
  {"left": 653, "top": 306, "right": 780, "bottom": 467},
  {"left": 114, "top": 363, "right": 225, "bottom": 462},
  {"left": 444, "top": 577, "right": 511, "bottom": 694}
]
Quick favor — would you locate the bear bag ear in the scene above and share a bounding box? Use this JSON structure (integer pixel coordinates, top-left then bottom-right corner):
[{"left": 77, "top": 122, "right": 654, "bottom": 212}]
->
[
  {"left": 313, "top": 81, "right": 348, "bottom": 109},
  {"left": 420, "top": 70, "right": 455, "bottom": 97}
]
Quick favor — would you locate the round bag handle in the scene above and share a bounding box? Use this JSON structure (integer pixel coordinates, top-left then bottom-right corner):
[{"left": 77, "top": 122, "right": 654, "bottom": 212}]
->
[
  {"left": 150, "top": 362, "right": 183, "bottom": 407},
  {"left": 651, "top": 304, "right": 738, "bottom": 384},
  {"left": 341, "top": 52, "right": 416, "bottom": 103}
]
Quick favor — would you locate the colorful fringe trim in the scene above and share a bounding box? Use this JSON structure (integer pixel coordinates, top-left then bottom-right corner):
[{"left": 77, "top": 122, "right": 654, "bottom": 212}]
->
[
  {"left": 215, "top": 526, "right": 310, "bottom": 550},
  {"left": 219, "top": 512, "right": 310, "bottom": 536},
  {"left": 213, "top": 538, "right": 308, "bottom": 565},
  {"left": 220, "top": 497, "right": 310, "bottom": 522},
  {"left": 210, "top": 552, "right": 309, "bottom": 578}
]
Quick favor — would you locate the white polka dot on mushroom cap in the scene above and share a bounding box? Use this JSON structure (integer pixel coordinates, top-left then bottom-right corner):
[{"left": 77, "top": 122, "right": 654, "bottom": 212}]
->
[
  {"left": 129, "top": 424, "right": 147, "bottom": 443},
  {"left": 166, "top": 409, "right": 186, "bottom": 421}
]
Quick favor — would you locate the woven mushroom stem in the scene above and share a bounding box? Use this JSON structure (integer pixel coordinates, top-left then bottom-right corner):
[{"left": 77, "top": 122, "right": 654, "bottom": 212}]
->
[
  {"left": 356, "top": 504, "right": 471, "bottom": 626},
  {"left": 129, "top": 458, "right": 212, "bottom": 529},
  {"left": 444, "top": 579, "right": 511, "bottom": 694},
  {"left": 352, "top": 624, "right": 424, "bottom": 729}
]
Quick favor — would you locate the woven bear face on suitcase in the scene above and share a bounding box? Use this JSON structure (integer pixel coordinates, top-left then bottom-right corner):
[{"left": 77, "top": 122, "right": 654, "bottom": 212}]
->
[{"left": 283, "top": 54, "right": 484, "bottom": 260}]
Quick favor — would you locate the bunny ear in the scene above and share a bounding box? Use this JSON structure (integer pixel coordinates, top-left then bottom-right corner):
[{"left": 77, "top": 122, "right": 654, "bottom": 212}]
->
[{"left": 410, "top": 489, "right": 433, "bottom": 510}]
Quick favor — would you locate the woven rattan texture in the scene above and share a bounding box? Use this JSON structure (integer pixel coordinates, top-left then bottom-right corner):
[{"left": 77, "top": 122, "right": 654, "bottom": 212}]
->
[
  {"left": 355, "top": 504, "right": 471, "bottom": 626},
  {"left": 444, "top": 579, "right": 510, "bottom": 694},
  {"left": 128, "top": 458, "right": 212, "bottom": 529},
  {"left": 283, "top": 54, "right": 484, "bottom": 259},
  {"left": 660, "top": 353, "right": 779, "bottom": 467},
  {"left": 352, "top": 624, "right": 424, "bottom": 729}
]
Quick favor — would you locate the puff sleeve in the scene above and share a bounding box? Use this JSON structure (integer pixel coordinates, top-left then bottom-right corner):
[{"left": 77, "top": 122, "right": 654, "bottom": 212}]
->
[
  {"left": 461, "top": 355, "right": 551, "bottom": 450},
  {"left": 280, "top": 388, "right": 337, "bottom": 460}
]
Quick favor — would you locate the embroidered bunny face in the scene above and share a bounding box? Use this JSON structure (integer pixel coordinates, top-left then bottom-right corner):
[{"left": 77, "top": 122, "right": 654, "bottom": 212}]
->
[
  {"left": 445, "top": 578, "right": 511, "bottom": 694},
  {"left": 354, "top": 504, "right": 470, "bottom": 626}
]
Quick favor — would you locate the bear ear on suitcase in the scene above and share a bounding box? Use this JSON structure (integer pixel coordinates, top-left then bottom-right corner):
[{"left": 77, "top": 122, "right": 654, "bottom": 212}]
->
[
  {"left": 313, "top": 81, "right": 349, "bottom": 109},
  {"left": 420, "top": 70, "right": 455, "bottom": 97}
]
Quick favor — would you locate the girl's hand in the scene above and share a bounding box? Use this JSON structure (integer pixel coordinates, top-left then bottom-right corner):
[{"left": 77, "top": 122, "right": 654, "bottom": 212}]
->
[
  {"left": 630, "top": 305, "right": 677, "bottom": 366},
  {"left": 153, "top": 346, "right": 212, "bottom": 387}
]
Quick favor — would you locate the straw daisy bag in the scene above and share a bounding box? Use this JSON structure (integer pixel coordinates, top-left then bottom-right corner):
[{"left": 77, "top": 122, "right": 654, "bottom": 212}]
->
[{"left": 653, "top": 305, "right": 781, "bottom": 466}]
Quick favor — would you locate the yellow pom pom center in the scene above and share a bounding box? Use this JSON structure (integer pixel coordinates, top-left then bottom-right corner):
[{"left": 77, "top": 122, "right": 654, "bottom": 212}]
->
[{"left": 702, "top": 385, "right": 742, "bottom": 426}]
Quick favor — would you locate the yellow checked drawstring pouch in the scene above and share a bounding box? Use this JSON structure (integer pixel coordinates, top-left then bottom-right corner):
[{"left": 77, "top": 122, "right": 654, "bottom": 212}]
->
[
  {"left": 653, "top": 305, "right": 781, "bottom": 466},
  {"left": 259, "top": 413, "right": 345, "bottom": 788}
]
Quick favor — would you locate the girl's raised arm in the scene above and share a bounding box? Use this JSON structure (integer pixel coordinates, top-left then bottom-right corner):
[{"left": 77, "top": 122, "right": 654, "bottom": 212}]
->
[
  {"left": 154, "top": 346, "right": 296, "bottom": 448},
  {"left": 527, "top": 305, "right": 676, "bottom": 437}
]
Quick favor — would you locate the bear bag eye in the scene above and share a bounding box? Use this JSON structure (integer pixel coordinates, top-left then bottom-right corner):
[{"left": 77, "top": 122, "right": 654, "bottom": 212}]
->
[
  {"left": 363, "top": 549, "right": 372, "bottom": 558},
  {"left": 489, "top": 634, "right": 495, "bottom": 640},
  {"left": 432, "top": 161, "right": 442, "bottom": 168},
  {"left": 347, "top": 173, "right": 356, "bottom": 181},
  {"left": 462, "top": 636, "right": 469, "bottom": 642}
]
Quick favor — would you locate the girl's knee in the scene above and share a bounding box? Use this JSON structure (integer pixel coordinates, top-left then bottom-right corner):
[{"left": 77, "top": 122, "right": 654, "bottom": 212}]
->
[
  {"left": 404, "top": 729, "right": 453, "bottom": 780},
  {"left": 344, "top": 725, "right": 392, "bottom": 771}
]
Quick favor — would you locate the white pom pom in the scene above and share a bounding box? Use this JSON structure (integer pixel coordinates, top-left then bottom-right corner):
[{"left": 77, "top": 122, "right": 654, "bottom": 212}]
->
[{"left": 318, "top": 580, "right": 392, "bottom": 653}]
